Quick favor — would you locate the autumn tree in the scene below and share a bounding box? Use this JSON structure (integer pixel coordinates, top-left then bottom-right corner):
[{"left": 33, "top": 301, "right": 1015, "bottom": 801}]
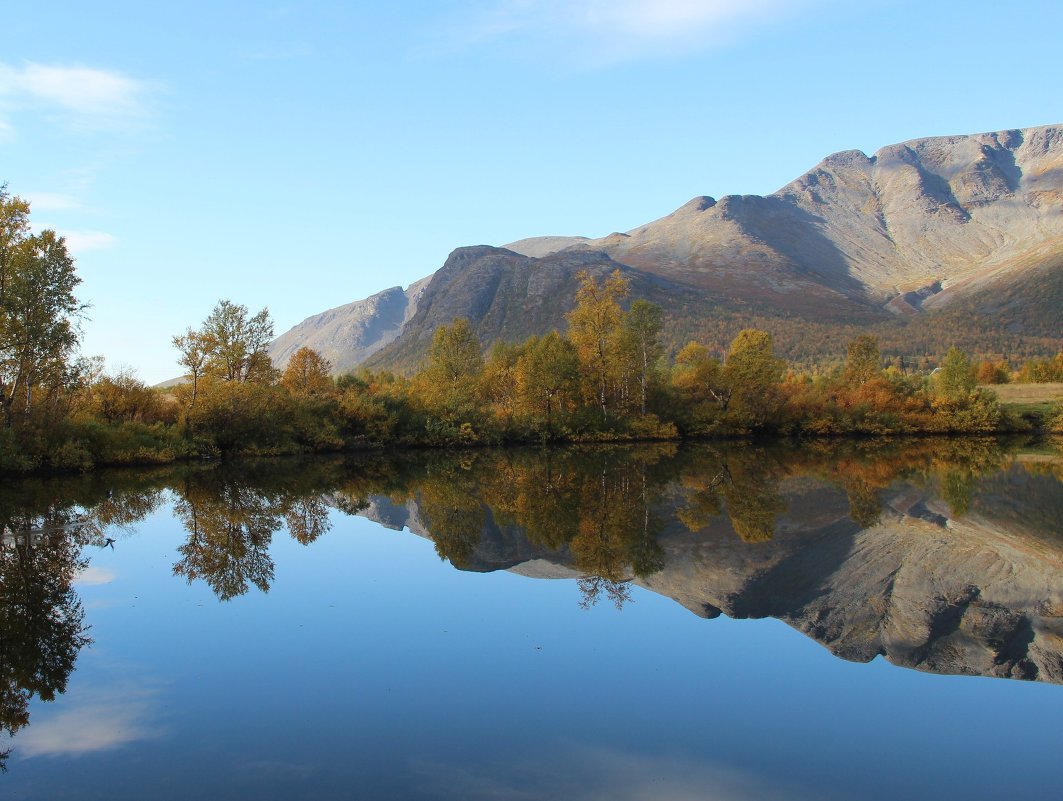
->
[
  {"left": 566, "top": 270, "right": 629, "bottom": 417},
  {"left": 281, "top": 347, "right": 335, "bottom": 397},
  {"left": 481, "top": 341, "right": 523, "bottom": 422},
  {"left": 201, "top": 300, "right": 275, "bottom": 383},
  {"left": 172, "top": 327, "right": 213, "bottom": 405},
  {"left": 516, "top": 331, "right": 580, "bottom": 425},
  {"left": 670, "top": 341, "right": 726, "bottom": 432},
  {"left": 420, "top": 318, "right": 485, "bottom": 424},
  {"left": 844, "top": 335, "right": 882, "bottom": 384},
  {"left": 722, "top": 329, "right": 785, "bottom": 427},
  {"left": 974, "top": 360, "right": 1009, "bottom": 385},
  {"left": 624, "top": 299, "right": 663, "bottom": 415}
]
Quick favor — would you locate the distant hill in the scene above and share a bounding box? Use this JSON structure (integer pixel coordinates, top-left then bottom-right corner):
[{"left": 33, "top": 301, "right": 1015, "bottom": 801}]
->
[{"left": 270, "top": 124, "right": 1063, "bottom": 373}]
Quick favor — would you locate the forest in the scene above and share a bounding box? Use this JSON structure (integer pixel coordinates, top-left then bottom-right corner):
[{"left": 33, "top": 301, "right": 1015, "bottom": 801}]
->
[{"left": 2, "top": 187, "right": 1062, "bottom": 474}]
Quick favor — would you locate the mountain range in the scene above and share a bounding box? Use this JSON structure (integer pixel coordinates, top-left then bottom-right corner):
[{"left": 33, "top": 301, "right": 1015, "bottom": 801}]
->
[{"left": 269, "top": 124, "right": 1063, "bottom": 373}]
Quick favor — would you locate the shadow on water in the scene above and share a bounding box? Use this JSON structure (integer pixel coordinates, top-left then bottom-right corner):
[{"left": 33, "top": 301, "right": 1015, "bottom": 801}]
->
[{"left": 1, "top": 436, "right": 1062, "bottom": 765}]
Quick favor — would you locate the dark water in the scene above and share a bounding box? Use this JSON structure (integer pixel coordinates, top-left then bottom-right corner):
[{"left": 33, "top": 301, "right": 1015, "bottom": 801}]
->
[{"left": 1, "top": 438, "right": 1061, "bottom": 800}]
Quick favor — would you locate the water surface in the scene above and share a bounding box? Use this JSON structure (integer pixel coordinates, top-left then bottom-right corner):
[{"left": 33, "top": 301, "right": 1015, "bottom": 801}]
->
[{"left": 1, "top": 438, "right": 1061, "bottom": 799}]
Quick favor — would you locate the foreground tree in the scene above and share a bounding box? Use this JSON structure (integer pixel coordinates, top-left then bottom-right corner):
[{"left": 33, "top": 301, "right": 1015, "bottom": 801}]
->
[
  {"left": 0, "top": 189, "right": 83, "bottom": 425},
  {"left": 517, "top": 331, "right": 580, "bottom": 425},
  {"left": 567, "top": 270, "right": 629, "bottom": 417},
  {"left": 935, "top": 347, "right": 976, "bottom": 402},
  {"left": 624, "top": 299, "right": 664, "bottom": 416},
  {"left": 722, "top": 329, "right": 785, "bottom": 428}
]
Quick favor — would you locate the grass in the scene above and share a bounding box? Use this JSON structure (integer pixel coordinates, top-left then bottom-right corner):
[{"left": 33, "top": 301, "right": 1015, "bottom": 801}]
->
[
  {"left": 982, "top": 383, "right": 1063, "bottom": 431},
  {"left": 982, "top": 383, "right": 1063, "bottom": 404}
]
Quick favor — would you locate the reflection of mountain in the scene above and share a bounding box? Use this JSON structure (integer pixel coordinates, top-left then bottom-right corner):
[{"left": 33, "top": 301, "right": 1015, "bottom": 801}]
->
[{"left": 362, "top": 464, "right": 1063, "bottom": 684}]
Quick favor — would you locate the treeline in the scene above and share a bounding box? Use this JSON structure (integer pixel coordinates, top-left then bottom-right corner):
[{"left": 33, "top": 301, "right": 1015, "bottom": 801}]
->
[{"left": 2, "top": 187, "right": 1060, "bottom": 473}]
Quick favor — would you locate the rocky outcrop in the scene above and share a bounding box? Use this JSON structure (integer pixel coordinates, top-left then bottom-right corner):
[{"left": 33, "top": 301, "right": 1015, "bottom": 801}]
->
[{"left": 268, "top": 275, "right": 431, "bottom": 373}]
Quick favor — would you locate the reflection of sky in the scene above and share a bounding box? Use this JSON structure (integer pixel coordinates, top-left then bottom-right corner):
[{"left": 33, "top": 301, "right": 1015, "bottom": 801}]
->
[
  {"left": 410, "top": 746, "right": 823, "bottom": 801},
  {"left": 4, "top": 502, "right": 1063, "bottom": 800}
]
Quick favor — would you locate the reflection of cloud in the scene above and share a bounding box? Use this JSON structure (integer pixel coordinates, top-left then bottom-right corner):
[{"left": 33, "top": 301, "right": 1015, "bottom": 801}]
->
[
  {"left": 16, "top": 685, "right": 162, "bottom": 759},
  {"left": 412, "top": 744, "right": 820, "bottom": 800},
  {"left": 74, "top": 565, "right": 117, "bottom": 586},
  {"left": 436, "top": 0, "right": 827, "bottom": 64}
]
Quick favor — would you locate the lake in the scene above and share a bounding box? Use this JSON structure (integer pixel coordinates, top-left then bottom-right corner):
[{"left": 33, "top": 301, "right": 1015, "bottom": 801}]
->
[{"left": 1, "top": 438, "right": 1061, "bottom": 800}]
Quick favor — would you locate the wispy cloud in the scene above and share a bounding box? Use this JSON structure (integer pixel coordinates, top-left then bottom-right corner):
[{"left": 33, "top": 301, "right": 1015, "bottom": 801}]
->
[
  {"left": 0, "top": 61, "right": 151, "bottom": 134},
  {"left": 25, "top": 191, "right": 82, "bottom": 212},
  {"left": 435, "top": 0, "right": 825, "bottom": 64},
  {"left": 57, "top": 229, "right": 119, "bottom": 254}
]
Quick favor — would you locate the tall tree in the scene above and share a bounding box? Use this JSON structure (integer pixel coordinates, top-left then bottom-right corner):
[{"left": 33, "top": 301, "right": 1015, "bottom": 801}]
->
[
  {"left": 421, "top": 318, "right": 484, "bottom": 422},
  {"left": 935, "top": 347, "right": 976, "bottom": 401},
  {"left": 722, "top": 329, "right": 784, "bottom": 427},
  {"left": 172, "top": 327, "right": 213, "bottom": 405},
  {"left": 566, "top": 270, "right": 628, "bottom": 417},
  {"left": 517, "top": 331, "right": 580, "bottom": 425},
  {"left": 623, "top": 299, "right": 663, "bottom": 415},
  {"left": 201, "top": 300, "right": 274, "bottom": 383},
  {"left": 0, "top": 190, "right": 83, "bottom": 424},
  {"left": 281, "top": 347, "right": 335, "bottom": 397},
  {"left": 844, "top": 335, "right": 882, "bottom": 384}
]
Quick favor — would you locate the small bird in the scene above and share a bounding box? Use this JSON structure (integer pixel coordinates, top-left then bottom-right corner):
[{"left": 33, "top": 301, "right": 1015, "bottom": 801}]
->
[{"left": 103, "top": 537, "right": 116, "bottom": 549}]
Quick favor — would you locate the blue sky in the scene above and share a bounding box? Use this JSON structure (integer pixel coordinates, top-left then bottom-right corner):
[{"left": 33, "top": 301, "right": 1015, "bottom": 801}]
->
[{"left": 3, "top": 0, "right": 1061, "bottom": 382}]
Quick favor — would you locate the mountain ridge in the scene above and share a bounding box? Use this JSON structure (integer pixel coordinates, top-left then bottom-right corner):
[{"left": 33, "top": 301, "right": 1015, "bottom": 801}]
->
[{"left": 269, "top": 123, "right": 1063, "bottom": 373}]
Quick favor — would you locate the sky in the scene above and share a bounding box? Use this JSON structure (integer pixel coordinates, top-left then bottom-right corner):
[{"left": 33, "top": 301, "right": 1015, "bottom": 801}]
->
[{"left": 2, "top": 0, "right": 1061, "bottom": 383}]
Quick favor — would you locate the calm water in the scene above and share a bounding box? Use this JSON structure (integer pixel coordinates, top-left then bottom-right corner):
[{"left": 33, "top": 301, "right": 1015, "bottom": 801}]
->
[{"left": 1, "top": 439, "right": 1061, "bottom": 800}]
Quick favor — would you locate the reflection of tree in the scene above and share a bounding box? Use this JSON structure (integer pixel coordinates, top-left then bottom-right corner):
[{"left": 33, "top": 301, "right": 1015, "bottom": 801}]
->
[
  {"left": 416, "top": 460, "right": 486, "bottom": 569},
  {"left": 285, "top": 496, "right": 332, "bottom": 545},
  {"left": 842, "top": 477, "right": 883, "bottom": 529},
  {"left": 675, "top": 449, "right": 787, "bottom": 543},
  {"left": 564, "top": 452, "right": 667, "bottom": 608},
  {"left": 0, "top": 529, "right": 91, "bottom": 772},
  {"left": 172, "top": 479, "right": 280, "bottom": 601}
]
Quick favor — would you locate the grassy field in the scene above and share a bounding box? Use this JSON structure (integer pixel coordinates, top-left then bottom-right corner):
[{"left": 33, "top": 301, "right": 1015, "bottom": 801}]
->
[
  {"left": 982, "top": 383, "right": 1062, "bottom": 430},
  {"left": 983, "top": 383, "right": 1063, "bottom": 404}
]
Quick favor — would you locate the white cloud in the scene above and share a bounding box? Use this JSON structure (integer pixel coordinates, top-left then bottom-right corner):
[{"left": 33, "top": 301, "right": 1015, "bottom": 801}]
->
[
  {"left": 25, "top": 191, "right": 82, "bottom": 211},
  {"left": 57, "top": 229, "right": 119, "bottom": 254},
  {"left": 0, "top": 61, "right": 150, "bottom": 132},
  {"left": 437, "top": 0, "right": 823, "bottom": 64}
]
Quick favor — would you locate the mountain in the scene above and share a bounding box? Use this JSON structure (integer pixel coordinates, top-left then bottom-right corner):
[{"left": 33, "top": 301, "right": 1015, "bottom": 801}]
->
[
  {"left": 271, "top": 124, "right": 1063, "bottom": 372},
  {"left": 268, "top": 275, "right": 431, "bottom": 373}
]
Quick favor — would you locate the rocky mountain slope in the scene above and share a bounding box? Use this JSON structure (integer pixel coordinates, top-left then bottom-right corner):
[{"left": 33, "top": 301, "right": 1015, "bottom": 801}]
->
[
  {"left": 268, "top": 275, "right": 431, "bottom": 373},
  {"left": 272, "top": 124, "right": 1063, "bottom": 371}
]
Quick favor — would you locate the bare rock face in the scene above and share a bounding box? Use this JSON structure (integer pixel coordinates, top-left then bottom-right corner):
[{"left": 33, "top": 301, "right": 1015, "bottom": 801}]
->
[
  {"left": 565, "top": 125, "right": 1063, "bottom": 309},
  {"left": 268, "top": 275, "right": 431, "bottom": 373}
]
